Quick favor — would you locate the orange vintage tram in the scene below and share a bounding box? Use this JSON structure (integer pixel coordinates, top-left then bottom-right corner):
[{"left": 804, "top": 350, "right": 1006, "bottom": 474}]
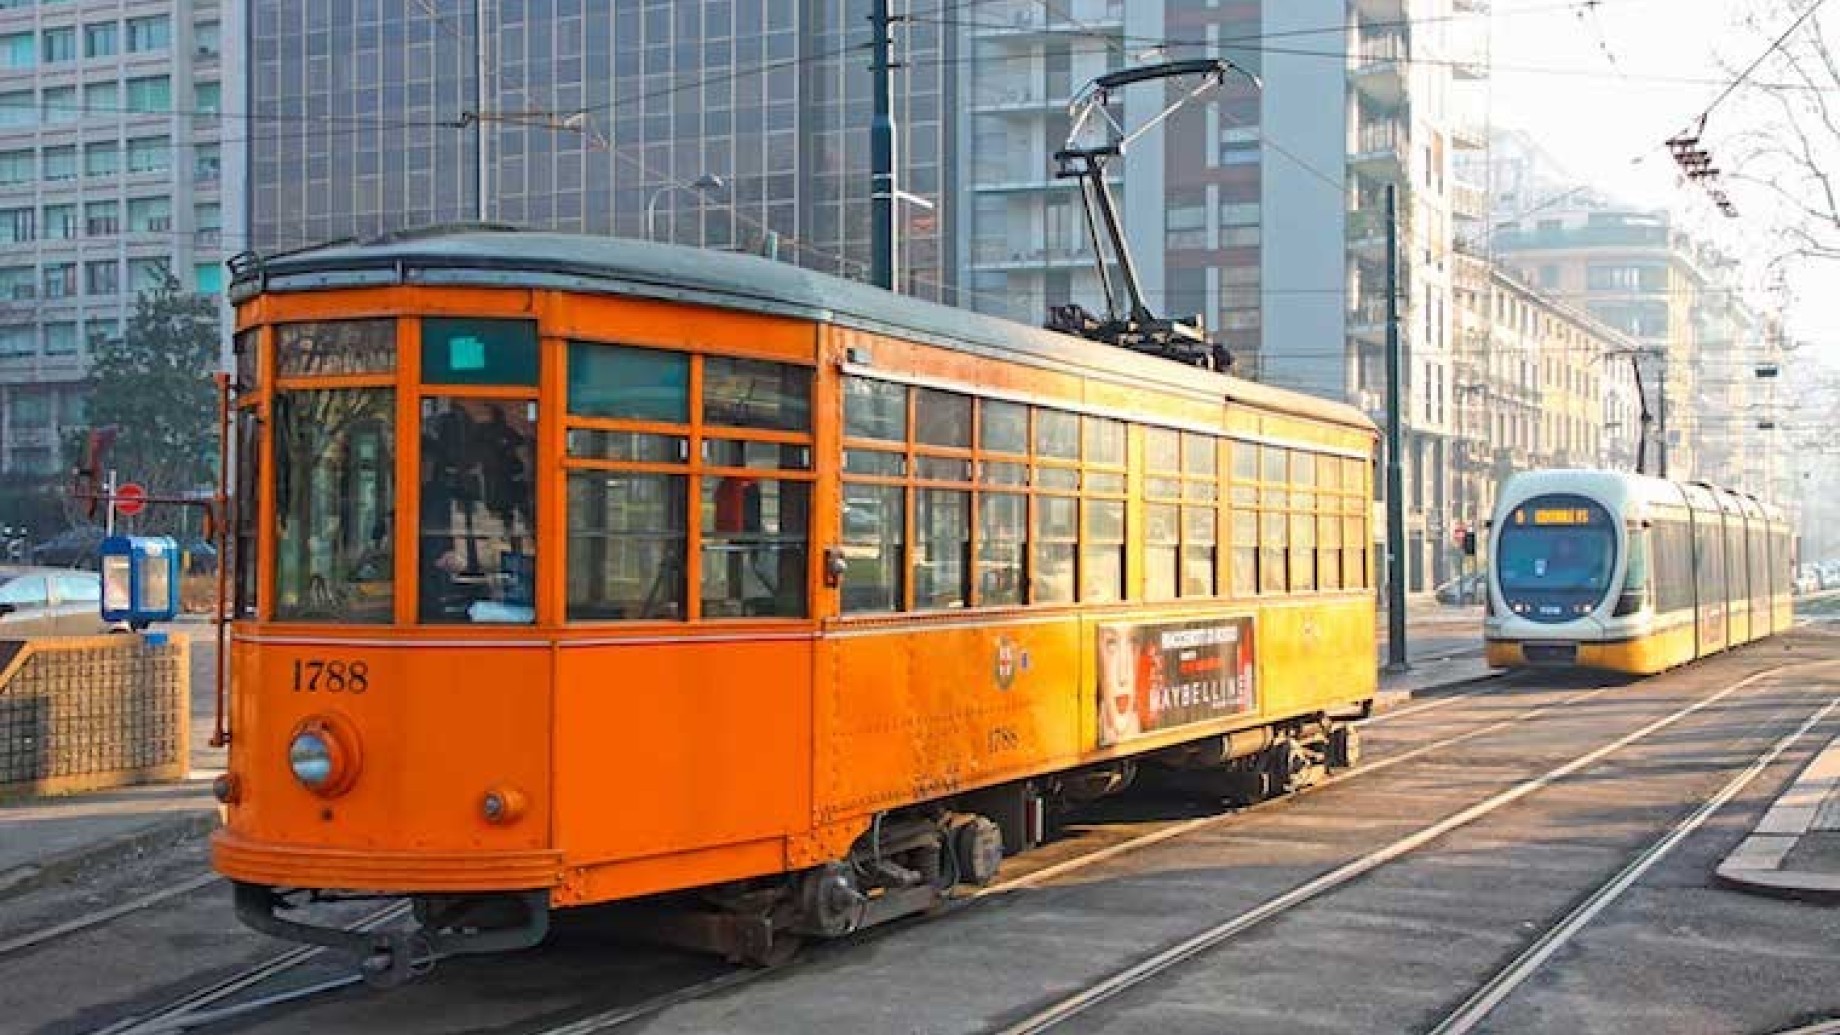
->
[{"left": 214, "top": 228, "right": 1379, "bottom": 980}]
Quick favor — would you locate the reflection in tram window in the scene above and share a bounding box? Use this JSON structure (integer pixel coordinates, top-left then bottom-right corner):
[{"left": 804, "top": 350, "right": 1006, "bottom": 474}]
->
[
  {"left": 567, "top": 472, "right": 686, "bottom": 620},
  {"left": 271, "top": 389, "right": 394, "bottom": 622},
  {"left": 418, "top": 398, "right": 537, "bottom": 624},
  {"left": 700, "top": 475, "right": 810, "bottom": 617}
]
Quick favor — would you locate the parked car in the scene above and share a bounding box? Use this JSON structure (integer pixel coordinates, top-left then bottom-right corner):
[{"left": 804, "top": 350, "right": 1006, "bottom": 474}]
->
[
  {"left": 0, "top": 566, "right": 118, "bottom": 635},
  {"left": 30, "top": 525, "right": 105, "bottom": 570},
  {"left": 1435, "top": 571, "right": 1488, "bottom": 606}
]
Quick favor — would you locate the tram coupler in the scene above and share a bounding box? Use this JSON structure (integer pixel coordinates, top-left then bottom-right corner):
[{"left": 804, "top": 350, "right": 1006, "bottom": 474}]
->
[{"left": 233, "top": 882, "right": 550, "bottom": 986}]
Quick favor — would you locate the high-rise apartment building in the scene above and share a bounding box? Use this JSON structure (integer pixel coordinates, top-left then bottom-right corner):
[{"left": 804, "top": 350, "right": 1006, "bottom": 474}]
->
[
  {"left": 247, "top": 1, "right": 955, "bottom": 299},
  {"left": 0, "top": 0, "right": 232, "bottom": 475},
  {"left": 955, "top": 0, "right": 1487, "bottom": 591}
]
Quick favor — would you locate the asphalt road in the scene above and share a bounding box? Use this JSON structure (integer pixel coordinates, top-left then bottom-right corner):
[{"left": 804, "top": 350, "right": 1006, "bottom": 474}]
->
[{"left": 4, "top": 627, "right": 1835, "bottom": 1035}]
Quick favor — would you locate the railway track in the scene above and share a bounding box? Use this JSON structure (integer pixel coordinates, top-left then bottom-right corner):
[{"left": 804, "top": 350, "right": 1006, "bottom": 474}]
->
[
  {"left": 984, "top": 660, "right": 1840, "bottom": 1035},
  {"left": 507, "top": 671, "right": 1626, "bottom": 1035},
  {"left": 67, "top": 655, "right": 1814, "bottom": 1035}
]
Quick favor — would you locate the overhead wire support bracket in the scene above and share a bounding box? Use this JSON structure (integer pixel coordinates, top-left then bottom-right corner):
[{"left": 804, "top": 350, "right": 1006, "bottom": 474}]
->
[{"left": 1046, "top": 59, "right": 1255, "bottom": 370}]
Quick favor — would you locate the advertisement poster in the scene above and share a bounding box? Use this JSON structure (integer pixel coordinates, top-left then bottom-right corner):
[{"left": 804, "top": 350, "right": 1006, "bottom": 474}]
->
[{"left": 1096, "top": 617, "right": 1256, "bottom": 747}]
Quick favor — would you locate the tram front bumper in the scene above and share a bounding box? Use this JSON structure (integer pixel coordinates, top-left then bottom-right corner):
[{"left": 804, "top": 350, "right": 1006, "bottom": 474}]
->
[{"left": 212, "top": 828, "right": 564, "bottom": 893}]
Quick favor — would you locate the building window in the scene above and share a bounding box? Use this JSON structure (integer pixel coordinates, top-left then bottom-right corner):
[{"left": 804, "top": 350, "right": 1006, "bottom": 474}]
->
[
  {"left": 0, "top": 33, "right": 32, "bottom": 70},
  {"left": 194, "top": 263, "right": 223, "bottom": 295},
  {"left": 85, "top": 80, "right": 118, "bottom": 116},
  {"left": 126, "top": 136, "right": 170, "bottom": 173},
  {"left": 193, "top": 81, "right": 219, "bottom": 114},
  {"left": 194, "top": 21, "right": 220, "bottom": 57},
  {"left": 85, "top": 260, "right": 119, "bottom": 296},
  {"left": 128, "top": 196, "right": 171, "bottom": 233},
  {"left": 125, "top": 16, "right": 170, "bottom": 54},
  {"left": 0, "top": 150, "right": 27, "bottom": 184},
  {"left": 14, "top": 203, "right": 58, "bottom": 246},
  {"left": 43, "top": 264, "right": 76, "bottom": 299},
  {"left": 0, "top": 92, "right": 29, "bottom": 128},
  {"left": 0, "top": 325, "right": 33, "bottom": 357},
  {"left": 128, "top": 258, "right": 169, "bottom": 293},
  {"left": 41, "top": 145, "right": 75, "bottom": 181},
  {"left": 194, "top": 202, "right": 221, "bottom": 246},
  {"left": 44, "top": 322, "right": 77, "bottom": 356},
  {"left": 42, "top": 27, "right": 75, "bottom": 64},
  {"left": 0, "top": 207, "right": 31, "bottom": 244},
  {"left": 193, "top": 143, "right": 220, "bottom": 182},
  {"left": 41, "top": 86, "right": 77, "bottom": 124},
  {"left": 85, "top": 141, "right": 118, "bottom": 177},
  {"left": 85, "top": 200, "right": 119, "bottom": 236},
  {"left": 84, "top": 22, "right": 117, "bottom": 59},
  {"left": 126, "top": 76, "right": 171, "bottom": 114},
  {"left": 0, "top": 266, "right": 33, "bottom": 301}
]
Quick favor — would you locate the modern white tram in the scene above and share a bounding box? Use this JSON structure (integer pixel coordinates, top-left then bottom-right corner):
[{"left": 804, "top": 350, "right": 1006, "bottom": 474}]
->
[{"left": 1484, "top": 469, "right": 1794, "bottom": 675}]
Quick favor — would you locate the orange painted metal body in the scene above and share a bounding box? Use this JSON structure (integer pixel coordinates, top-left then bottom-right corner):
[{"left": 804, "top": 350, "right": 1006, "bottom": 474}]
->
[{"left": 214, "top": 283, "right": 1377, "bottom": 908}]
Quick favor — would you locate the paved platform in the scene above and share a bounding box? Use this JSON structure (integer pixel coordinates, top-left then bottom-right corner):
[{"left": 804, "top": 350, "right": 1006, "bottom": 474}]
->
[
  {"left": 1716, "top": 734, "right": 1840, "bottom": 902},
  {"left": 0, "top": 780, "right": 218, "bottom": 900}
]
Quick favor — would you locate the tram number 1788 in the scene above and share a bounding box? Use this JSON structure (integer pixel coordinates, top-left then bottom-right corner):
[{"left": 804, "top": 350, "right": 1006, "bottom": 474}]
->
[{"left": 291, "top": 659, "right": 370, "bottom": 694}]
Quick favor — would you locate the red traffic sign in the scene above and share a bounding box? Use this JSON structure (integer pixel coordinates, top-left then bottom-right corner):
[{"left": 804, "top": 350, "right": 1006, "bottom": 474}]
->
[{"left": 114, "top": 482, "right": 146, "bottom": 517}]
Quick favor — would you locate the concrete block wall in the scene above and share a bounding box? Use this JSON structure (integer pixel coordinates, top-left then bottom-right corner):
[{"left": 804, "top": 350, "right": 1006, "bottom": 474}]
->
[{"left": 0, "top": 636, "right": 190, "bottom": 797}]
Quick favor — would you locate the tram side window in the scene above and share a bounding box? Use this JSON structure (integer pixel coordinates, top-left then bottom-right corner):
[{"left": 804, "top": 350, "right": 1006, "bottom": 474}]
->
[
  {"left": 271, "top": 389, "right": 394, "bottom": 623},
  {"left": 842, "top": 483, "right": 903, "bottom": 613},
  {"left": 1229, "top": 442, "right": 1258, "bottom": 596},
  {"left": 1317, "top": 457, "right": 1342, "bottom": 591},
  {"left": 1083, "top": 499, "right": 1125, "bottom": 602},
  {"left": 1144, "top": 428, "right": 1181, "bottom": 601},
  {"left": 569, "top": 342, "right": 687, "bottom": 421},
  {"left": 567, "top": 472, "right": 686, "bottom": 620},
  {"left": 915, "top": 488, "right": 969, "bottom": 609},
  {"left": 232, "top": 404, "right": 260, "bottom": 618},
  {"left": 1652, "top": 520, "right": 1693, "bottom": 613},
  {"left": 978, "top": 492, "right": 1026, "bottom": 606},
  {"left": 419, "top": 398, "right": 537, "bottom": 623},
  {"left": 701, "top": 469, "right": 809, "bottom": 618},
  {"left": 1259, "top": 446, "right": 1289, "bottom": 594},
  {"left": 1033, "top": 494, "right": 1077, "bottom": 603},
  {"left": 705, "top": 356, "right": 811, "bottom": 431},
  {"left": 1289, "top": 452, "right": 1316, "bottom": 592}
]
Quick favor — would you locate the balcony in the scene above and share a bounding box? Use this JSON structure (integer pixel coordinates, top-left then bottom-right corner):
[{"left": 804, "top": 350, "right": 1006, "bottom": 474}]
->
[
  {"left": 1350, "top": 123, "right": 1408, "bottom": 179},
  {"left": 1351, "top": 35, "right": 1408, "bottom": 107},
  {"left": 970, "top": 241, "right": 1094, "bottom": 270},
  {"left": 970, "top": 0, "right": 1125, "bottom": 39},
  {"left": 1451, "top": 181, "right": 1486, "bottom": 221},
  {"left": 970, "top": 81, "right": 1070, "bottom": 114},
  {"left": 1348, "top": 207, "right": 1404, "bottom": 260}
]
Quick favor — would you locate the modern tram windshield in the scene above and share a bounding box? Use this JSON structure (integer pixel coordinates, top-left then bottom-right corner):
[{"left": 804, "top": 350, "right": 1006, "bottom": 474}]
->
[{"left": 1497, "top": 495, "right": 1617, "bottom": 597}]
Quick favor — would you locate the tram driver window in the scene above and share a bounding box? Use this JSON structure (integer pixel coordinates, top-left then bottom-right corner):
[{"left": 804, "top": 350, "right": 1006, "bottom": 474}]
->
[{"left": 418, "top": 398, "right": 537, "bottom": 623}]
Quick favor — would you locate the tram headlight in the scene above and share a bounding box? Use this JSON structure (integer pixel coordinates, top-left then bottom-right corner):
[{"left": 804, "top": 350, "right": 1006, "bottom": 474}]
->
[{"left": 287, "top": 717, "right": 360, "bottom": 798}]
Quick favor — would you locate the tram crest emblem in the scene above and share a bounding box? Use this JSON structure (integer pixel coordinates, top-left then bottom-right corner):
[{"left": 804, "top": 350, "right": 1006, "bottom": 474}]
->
[{"left": 993, "top": 635, "right": 1028, "bottom": 690}]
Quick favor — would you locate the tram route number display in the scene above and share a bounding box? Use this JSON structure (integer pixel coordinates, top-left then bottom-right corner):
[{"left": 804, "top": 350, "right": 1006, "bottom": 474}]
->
[
  {"left": 1095, "top": 616, "right": 1256, "bottom": 747},
  {"left": 291, "top": 658, "right": 370, "bottom": 694}
]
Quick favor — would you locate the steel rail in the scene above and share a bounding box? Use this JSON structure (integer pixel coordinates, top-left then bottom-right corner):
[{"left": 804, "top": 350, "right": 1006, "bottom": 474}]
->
[
  {"left": 987, "top": 661, "right": 1829, "bottom": 1035},
  {"left": 0, "top": 873, "right": 221, "bottom": 959},
  {"left": 1427, "top": 691, "right": 1840, "bottom": 1035},
  {"left": 525, "top": 675, "right": 1628, "bottom": 1035},
  {"left": 86, "top": 901, "right": 408, "bottom": 1035}
]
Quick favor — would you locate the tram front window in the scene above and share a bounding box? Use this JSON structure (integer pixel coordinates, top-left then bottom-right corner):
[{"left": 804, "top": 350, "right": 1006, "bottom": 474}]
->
[
  {"left": 418, "top": 398, "right": 537, "bottom": 624},
  {"left": 272, "top": 389, "right": 394, "bottom": 623},
  {"left": 1497, "top": 495, "right": 1617, "bottom": 620}
]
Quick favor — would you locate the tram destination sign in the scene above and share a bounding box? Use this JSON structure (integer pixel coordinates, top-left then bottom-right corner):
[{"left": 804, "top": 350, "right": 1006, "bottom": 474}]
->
[{"left": 1095, "top": 616, "right": 1257, "bottom": 747}]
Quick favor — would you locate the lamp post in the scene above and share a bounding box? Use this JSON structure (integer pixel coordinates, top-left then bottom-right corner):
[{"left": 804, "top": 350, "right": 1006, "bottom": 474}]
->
[{"left": 646, "top": 174, "right": 726, "bottom": 243}]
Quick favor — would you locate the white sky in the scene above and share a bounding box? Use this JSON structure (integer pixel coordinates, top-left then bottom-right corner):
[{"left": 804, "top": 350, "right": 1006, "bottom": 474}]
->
[{"left": 1486, "top": 0, "right": 1840, "bottom": 361}]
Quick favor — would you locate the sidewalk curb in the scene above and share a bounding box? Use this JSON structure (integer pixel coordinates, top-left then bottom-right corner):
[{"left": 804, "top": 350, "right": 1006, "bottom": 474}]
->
[
  {"left": 1714, "top": 736, "right": 1840, "bottom": 904},
  {"left": 0, "top": 808, "right": 219, "bottom": 903},
  {"left": 1370, "top": 670, "right": 1508, "bottom": 715}
]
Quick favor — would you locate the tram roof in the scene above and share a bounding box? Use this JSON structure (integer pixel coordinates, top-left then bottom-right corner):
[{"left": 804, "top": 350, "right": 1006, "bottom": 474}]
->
[
  {"left": 229, "top": 227, "right": 1374, "bottom": 434},
  {"left": 1496, "top": 468, "right": 1785, "bottom": 522}
]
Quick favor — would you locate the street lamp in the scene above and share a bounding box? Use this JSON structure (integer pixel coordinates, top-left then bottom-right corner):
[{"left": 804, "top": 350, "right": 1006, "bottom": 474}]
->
[{"left": 646, "top": 174, "right": 726, "bottom": 243}]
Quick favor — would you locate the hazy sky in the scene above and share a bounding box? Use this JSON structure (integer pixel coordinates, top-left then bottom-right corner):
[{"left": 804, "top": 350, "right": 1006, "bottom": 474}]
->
[{"left": 1486, "top": 0, "right": 1837, "bottom": 357}]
